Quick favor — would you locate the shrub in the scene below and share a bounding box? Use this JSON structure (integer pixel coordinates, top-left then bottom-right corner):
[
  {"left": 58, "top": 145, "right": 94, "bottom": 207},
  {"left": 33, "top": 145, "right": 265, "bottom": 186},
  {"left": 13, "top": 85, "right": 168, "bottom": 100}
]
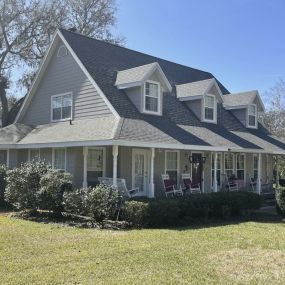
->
[
  {"left": 5, "top": 161, "right": 50, "bottom": 210},
  {"left": 122, "top": 200, "right": 149, "bottom": 228},
  {"left": 276, "top": 187, "right": 285, "bottom": 216},
  {"left": 0, "top": 165, "right": 7, "bottom": 207},
  {"left": 88, "top": 184, "right": 121, "bottom": 222},
  {"left": 63, "top": 187, "right": 93, "bottom": 216},
  {"left": 38, "top": 170, "right": 73, "bottom": 216}
]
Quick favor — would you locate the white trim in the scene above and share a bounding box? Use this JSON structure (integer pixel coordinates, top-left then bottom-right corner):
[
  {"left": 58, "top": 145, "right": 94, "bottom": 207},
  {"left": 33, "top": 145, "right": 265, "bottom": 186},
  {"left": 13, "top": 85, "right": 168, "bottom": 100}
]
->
[
  {"left": 15, "top": 30, "right": 120, "bottom": 123},
  {"left": 224, "top": 104, "right": 250, "bottom": 110},
  {"left": 211, "top": 152, "right": 222, "bottom": 191},
  {"left": 246, "top": 104, "right": 258, "bottom": 129},
  {"left": 6, "top": 149, "right": 9, "bottom": 168},
  {"left": 57, "top": 45, "right": 68, "bottom": 57},
  {"left": 178, "top": 95, "right": 204, "bottom": 102},
  {"left": 52, "top": 147, "right": 67, "bottom": 171},
  {"left": 165, "top": 149, "right": 180, "bottom": 187},
  {"left": 142, "top": 80, "right": 162, "bottom": 115},
  {"left": 205, "top": 78, "right": 223, "bottom": 102},
  {"left": 253, "top": 154, "right": 258, "bottom": 179},
  {"left": 50, "top": 92, "right": 73, "bottom": 122},
  {"left": 201, "top": 94, "right": 217, "bottom": 124},
  {"left": 112, "top": 145, "right": 119, "bottom": 187}
]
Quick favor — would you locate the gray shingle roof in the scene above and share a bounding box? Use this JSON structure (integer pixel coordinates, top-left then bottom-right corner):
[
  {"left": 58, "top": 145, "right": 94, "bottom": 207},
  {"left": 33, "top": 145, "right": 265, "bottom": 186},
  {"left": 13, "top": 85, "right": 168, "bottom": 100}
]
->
[
  {"left": 223, "top": 90, "right": 261, "bottom": 109},
  {"left": 176, "top": 78, "right": 214, "bottom": 99},
  {"left": 0, "top": 123, "right": 33, "bottom": 144},
  {"left": 115, "top": 62, "right": 157, "bottom": 87}
]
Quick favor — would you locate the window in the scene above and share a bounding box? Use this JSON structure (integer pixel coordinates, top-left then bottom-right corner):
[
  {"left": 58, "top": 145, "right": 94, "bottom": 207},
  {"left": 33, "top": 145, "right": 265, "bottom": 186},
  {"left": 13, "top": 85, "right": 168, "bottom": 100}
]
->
[
  {"left": 236, "top": 153, "right": 245, "bottom": 180},
  {"left": 224, "top": 153, "right": 234, "bottom": 178},
  {"left": 53, "top": 148, "right": 66, "bottom": 171},
  {"left": 165, "top": 151, "right": 179, "bottom": 186},
  {"left": 144, "top": 81, "right": 160, "bottom": 114},
  {"left": 204, "top": 95, "right": 216, "bottom": 122},
  {"left": 248, "top": 105, "right": 257, "bottom": 127},
  {"left": 87, "top": 148, "right": 105, "bottom": 186},
  {"left": 0, "top": 150, "right": 7, "bottom": 166},
  {"left": 57, "top": 45, "right": 68, "bottom": 57},
  {"left": 29, "top": 149, "right": 40, "bottom": 161},
  {"left": 253, "top": 155, "right": 258, "bottom": 179},
  {"left": 211, "top": 153, "right": 222, "bottom": 188},
  {"left": 51, "top": 93, "right": 72, "bottom": 121}
]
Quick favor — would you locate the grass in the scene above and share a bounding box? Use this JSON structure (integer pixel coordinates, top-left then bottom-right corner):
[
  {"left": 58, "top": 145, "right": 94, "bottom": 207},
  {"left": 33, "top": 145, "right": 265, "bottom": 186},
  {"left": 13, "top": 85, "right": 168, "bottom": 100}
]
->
[{"left": 1, "top": 215, "right": 285, "bottom": 285}]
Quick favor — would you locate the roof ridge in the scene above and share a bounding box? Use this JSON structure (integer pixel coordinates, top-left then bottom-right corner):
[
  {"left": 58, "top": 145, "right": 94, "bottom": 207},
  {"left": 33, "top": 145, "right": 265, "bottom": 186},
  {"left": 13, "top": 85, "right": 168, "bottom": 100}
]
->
[{"left": 59, "top": 28, "right": 214, "bottom": 76}]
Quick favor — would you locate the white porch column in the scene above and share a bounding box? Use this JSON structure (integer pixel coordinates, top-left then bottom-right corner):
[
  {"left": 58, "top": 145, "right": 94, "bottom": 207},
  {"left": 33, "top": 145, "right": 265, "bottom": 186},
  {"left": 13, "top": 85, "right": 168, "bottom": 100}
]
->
[
  {"left": 83, "top": 147, "right": 88, "bottom": 188},
  {"left": 149, "top": 147, "right": 155, "bottom": 198},
  {"left": 213, "top": 152, "right": 218, "bottom": 192},
  {"left": 257, "top": 153, "right": 262, "bottom": 194},
  {"left": 112, "top": 145, "right": 118, "bottom": 188},
  {"left": 276, "top": 156, "right": 280, "bottom": 188}
]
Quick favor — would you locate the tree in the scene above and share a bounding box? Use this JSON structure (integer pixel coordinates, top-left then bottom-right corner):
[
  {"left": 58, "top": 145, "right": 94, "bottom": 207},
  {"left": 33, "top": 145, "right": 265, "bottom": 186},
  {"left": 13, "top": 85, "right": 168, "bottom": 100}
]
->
[{"left": 0, "top": 0, "right": 123, "bottom": 127}]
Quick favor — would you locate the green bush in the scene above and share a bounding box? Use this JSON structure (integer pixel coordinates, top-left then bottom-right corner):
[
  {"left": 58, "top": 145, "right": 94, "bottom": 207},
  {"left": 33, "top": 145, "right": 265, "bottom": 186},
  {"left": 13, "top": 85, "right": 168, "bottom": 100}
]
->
[
  {"left": 63, "top": 187, "right": 93, "bottom": 216},
  {"left": 0, "top": 165, "right": 7, "bottom": 207},
  {"left": 123, "top": 200, "right": 149, "bottom": 228},
  {"left": 64, "top": 185, "right": 121, "bottom": 222},
  {"left": 5, "top": 161, "right": 50, "bottom": 210},
  {"left": 276, "top": 187, "right": 285, "bottom": 216},
  {"left": 88, "top": 184, "right": 121, "bottom": 222},
  {"left": 38, "top": 170, "right": 73, "bottom": 216}
]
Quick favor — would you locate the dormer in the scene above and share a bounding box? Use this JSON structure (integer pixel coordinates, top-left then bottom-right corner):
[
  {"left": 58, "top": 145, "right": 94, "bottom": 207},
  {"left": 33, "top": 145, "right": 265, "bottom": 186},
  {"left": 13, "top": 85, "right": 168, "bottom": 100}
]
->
[
  {"left": 115, "top": 62, "right": 172, "bottom": 115},
  {"left": 223, "top": 90, "right": 265, "bottom": 129},
  {"left": 176, "top": 78, "right": 223, "bottom": 124}
]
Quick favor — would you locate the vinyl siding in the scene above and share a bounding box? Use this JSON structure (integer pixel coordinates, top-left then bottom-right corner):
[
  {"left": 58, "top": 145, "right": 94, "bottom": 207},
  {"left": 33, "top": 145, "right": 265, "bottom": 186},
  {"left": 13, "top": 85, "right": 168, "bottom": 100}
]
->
[
  {"left": 185, "top": 99, "right": 202, "bottom": 120},
  {"left": 21, "top": 41, "right": 112, "bottom": 125},
  {"left": 231, "top": 109, "right": 246, "bottom": 127}
]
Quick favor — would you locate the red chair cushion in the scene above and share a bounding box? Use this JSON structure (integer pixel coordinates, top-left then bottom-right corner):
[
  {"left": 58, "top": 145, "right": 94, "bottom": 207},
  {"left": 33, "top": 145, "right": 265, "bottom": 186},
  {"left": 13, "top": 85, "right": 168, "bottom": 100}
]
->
[{"left": 163, "top": 179, "right": 175, "bottom": 192}]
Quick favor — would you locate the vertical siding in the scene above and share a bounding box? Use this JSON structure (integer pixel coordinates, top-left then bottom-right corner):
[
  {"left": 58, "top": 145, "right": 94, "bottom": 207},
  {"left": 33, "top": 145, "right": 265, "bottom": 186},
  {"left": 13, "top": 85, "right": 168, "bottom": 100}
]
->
[{"left": 21, "top": 41, "right": 112, "bottom": 125}]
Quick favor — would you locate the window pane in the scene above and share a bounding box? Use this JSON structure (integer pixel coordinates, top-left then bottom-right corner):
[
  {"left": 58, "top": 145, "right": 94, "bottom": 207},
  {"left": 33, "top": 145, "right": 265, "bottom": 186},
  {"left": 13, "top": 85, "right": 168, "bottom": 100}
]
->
[
  {"left": 0, "top": 150, "right": 7, "bottom": 165},
  {"left": 249, "top": 105, "right": 256, "bottom": 115},
  {"left": 205, "top": 107, "right": 214, "bottom": 120},
  {"left": 62, "top": 95, "right": 72, "bottom": 107},
  {"left": 225, "top": 154, "right": 234, "bottom": 170},
  {"left": 52, "top": 108, "right": 61, "bottom": 121},
  {"left": 236, "top": 154, "right": 244, "bottom": 169},
  {"left": 166, "top": 152, "right": 178, "bottom": 170},
  {"left": 146, "top": 82, "right": 158, "bottom": 98},
  {"left": 52, "top": 94, "right": 72, "bottom": 120},
  {"left": 30, "top": 149, "right": 40, "bottom": 161},
  {"left": 62, "top": 106, "right": 71, "bottom": 119},
  {"left": 249, "top": 115, "right": 256, "bottom": 126},
  {"left": 145, "top": 96, "right": 158, "bottom": 112},
  {"left": 54, "top": 149, "right": 66, "bottom": 170},
  {"left": 205, "top": 96, "right": 214, "bottom": 108},
  {"left": 52, "top": 96, "right": 62, "bottom": 108}
]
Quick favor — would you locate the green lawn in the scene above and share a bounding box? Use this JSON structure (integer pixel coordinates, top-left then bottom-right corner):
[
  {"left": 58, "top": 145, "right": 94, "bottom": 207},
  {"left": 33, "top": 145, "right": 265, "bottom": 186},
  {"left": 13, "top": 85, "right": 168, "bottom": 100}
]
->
[{"left": 1, "top": 215, "right": 285, "bottom": 285}]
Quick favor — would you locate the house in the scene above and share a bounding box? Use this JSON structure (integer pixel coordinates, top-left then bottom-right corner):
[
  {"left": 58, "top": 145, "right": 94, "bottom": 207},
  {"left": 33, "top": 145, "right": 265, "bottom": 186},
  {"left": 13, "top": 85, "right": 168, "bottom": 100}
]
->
[{"left": 0, "top": 28, "right": 284, "bottom": 197}]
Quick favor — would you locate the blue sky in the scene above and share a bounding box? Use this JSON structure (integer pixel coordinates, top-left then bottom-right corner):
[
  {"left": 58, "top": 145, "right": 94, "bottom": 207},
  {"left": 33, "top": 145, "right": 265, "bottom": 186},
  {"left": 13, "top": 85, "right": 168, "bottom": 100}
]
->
[{"left": 114, "top": 0, "right": 285, "bottom": 104}]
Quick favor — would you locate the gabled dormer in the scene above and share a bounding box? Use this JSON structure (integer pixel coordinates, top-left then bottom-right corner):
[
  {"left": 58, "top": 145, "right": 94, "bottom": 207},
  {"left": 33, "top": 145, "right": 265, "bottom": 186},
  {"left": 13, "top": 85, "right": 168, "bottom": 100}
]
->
[
  {"left": 176, "top": 78, "right": 223, "bottom": 124},
  {"left": 115, "top": 62, "right": 172, "bottom": 115},
  {"left": 223, "top": 90, "right": 265, "bottom": 129}
]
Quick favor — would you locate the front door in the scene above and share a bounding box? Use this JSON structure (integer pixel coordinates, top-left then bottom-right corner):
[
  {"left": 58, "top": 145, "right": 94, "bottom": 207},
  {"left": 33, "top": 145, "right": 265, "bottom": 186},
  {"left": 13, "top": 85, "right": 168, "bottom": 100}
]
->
[
  {"left": 132, "top": 149, "right": 149, "bottom": 196},
  {"left": 191, "top": 153, "right": 203, "bottom": 190}
]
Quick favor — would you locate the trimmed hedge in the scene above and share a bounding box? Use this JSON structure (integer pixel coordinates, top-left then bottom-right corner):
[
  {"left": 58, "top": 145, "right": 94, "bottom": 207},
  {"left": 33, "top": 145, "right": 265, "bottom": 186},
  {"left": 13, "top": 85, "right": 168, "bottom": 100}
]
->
[
  {"left": 123, "top": 191, "right": 263, "bottom": 228},
  {"left": 276, "top": 187, "right": 285, "bottom": 216}
]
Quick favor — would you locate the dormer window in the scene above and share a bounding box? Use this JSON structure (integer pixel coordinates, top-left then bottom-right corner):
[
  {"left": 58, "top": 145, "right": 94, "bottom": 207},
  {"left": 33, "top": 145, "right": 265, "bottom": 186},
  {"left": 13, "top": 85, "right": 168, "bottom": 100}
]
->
[
  {"left": 143, "top": 81, "right": 161, "bottom": 114},
  {"left": 203, "top": 95, "right": 217, "bottom": 123},
  {"left": 247, "top": 104, "right": 257, "bottom": 128}
]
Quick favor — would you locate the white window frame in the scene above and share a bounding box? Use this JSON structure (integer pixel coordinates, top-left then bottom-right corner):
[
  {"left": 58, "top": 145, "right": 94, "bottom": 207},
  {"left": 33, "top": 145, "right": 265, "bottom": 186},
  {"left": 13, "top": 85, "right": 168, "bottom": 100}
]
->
[
  {"left": 253, "top": 154, "right": 258, "bottom": 180},
  {"left": 142, "top": 80, "right": 161, "bottom": 115},
  {"left": 51, "top": 92, "right": 73, "bottom": 122},
  {"left": 236, "top": 153, "right": 246, "bottom": 183},
  {"left": 224, "top": 153, "right": 235, "bottom": 178},
  {"left": 87, "top": 147, "right": 106, "bottom": 178},
  {"left": 0, "top": 149, "right": 9, "bottom": 167},
  {"left": 211, "top": 152, "right": 222, "bottom": 190},
  {"left": 28, "top": 148, "right": 41, "bottom": 161},
  {"left": 165, "top": 150, "right": 180, "bottom": 186},
  {"left": 52, "top": 148, "right": 67, "bottom": 171},
  {"left": 247, "top": 104, "right": 257, "bottom": 128},
  {"left": 202, "top": 94, "right": 217, "bottom": 123},
  {"left": 57, "top": 45, "right": 68, "bottom": 57}
]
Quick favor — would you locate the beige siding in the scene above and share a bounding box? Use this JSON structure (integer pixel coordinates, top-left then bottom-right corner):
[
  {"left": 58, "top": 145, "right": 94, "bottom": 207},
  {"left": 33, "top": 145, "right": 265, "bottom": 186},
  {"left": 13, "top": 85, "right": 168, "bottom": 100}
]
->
[{"left": 21, "top": 41, "right": 112, "bottom": 125}]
